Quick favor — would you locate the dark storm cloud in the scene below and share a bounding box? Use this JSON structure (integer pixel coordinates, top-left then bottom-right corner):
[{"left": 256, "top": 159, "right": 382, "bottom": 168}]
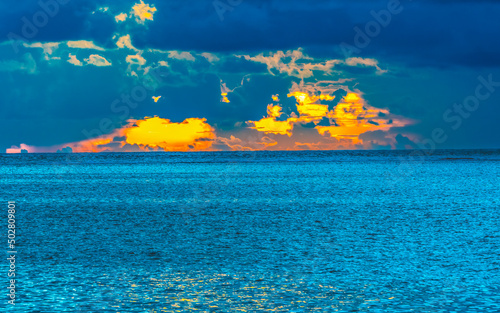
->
[
  {"left": 3, "top": 0, "right": 500, "bottom": 67},
  {"left": 1, "top": 0, "right": 500, "bottom": 151},
  {"left": 1, "top": 0, "right": 118, "bottom": 48},
  {"left": 132, "top": 0, "right": 500, "bottom": 68}
]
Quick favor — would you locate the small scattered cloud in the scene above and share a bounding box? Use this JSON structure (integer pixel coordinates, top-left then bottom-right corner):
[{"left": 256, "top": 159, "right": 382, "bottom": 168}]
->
[
  {"left": 93, "top": 7, "right": 109, "bottom": 14},
  {"left": 56, "top": 146, "right": 73, "bottom": 153},
  {"left": 84, "top": 54, "right": 112, "bottom": 67},
  {"left": 220, "top": 81, "right": 231, "bottom": 103},
  {"left": 168, "top": 51, "right": 195, "bottom": 61},
  {"left": 131, "top": 0, "right": 157, "bottom": 24},
  {"left": 0, "top": 53, "right": 36, "bottom": 74},
  {"left": 201, "top": 52, "right": 220, "bottom": 63},
  {"left": 67, "top": 40, "right": 105, "bottom": 51},
  {"left": 125, "top": 54, "right": 147, "bottom": 75},
  {"left": 115, "top": 34, "right": 140, "bottom": 51},
  {"left": 240, "top": 48, "right": 341, "bottom": 79},
  {"left": 67, "top": 53, "right": 83, "bottom": 66},
  {"left": 23, "top": 42, "right": 59, "bottom": 56},
  {"left": 115, "top": 13, "right": 128, "bottom": 22},
  {"left": 6, "top": 144, "right": 34, "bottom": 154},
  {"left": 345, "top": 57, "right": 387, "bottom": 75},
  {"left": 126, "top": 54, "right": 146, "bottom": 66}
]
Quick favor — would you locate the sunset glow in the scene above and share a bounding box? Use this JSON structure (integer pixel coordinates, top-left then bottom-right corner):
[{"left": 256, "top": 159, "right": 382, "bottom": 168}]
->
[{"left": 124, "top": 117, "right": 215, "bottom": 151}]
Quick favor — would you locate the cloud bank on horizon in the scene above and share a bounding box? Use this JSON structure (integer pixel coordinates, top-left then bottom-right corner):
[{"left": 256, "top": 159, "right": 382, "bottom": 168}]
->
[{"left": 1, "top": 0, "right": 500, "bottom": 152}]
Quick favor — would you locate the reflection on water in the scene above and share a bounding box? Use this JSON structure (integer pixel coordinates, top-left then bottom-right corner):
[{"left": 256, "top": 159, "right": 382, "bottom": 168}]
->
[{"left": 1, "top": 150, "right": 499, "bottom": 312}]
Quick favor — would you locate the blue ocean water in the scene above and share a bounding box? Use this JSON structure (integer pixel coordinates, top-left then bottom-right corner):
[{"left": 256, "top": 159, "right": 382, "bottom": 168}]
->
[{"left": 1, "top": 150, "right": 500, "bottom": 312}]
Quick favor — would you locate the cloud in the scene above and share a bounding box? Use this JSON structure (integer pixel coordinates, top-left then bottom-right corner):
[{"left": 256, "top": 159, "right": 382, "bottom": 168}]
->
[
  {"left": 67, "top": 40, "right": 105, "bottom": 51},
  {"left": 125, "top": 54, "right": 147, "bottom": 76},
  {"left": 56, "top": 146, "right": 73, "bottom": 153},
  {"left": 115, "top": 13, "right": 128, "bottom": 22},
  {"left": 6, "top": 39, "right": 491, "bottom": 152},
  {"left": 240, "top": 48, "right": 341, "bottom": 79},
  {"left": 2, "top": 1, "right": 500, "bottom": 68},
  {"left": 248, "top": 104, "right": 295, "bottom": 136},
  {"left": 240, "top": 49, "right": 388, "bottom": 79},
  {"left": 124, "top": 116, "right": 215, "bottom": 151},
  {"left": 131, "top": 0, "right": 157, "bottom": 24},
  {"left": 14, "top": 115, "right": 216, "bottom": 153},
  {"left": 201, "top": 52, "right": 220, "bottom": 63},
  {"left": 23, "top": 42, "right": 59, "bottom": 56},
  {"left": 68, "top": 137, "right": 115, "bottom": 153},
  {"left": 395, "top": 134, "right": 418, "bottom": 150},
  {"left": 345, "top": 57, "right": 387, "bottom": 75},
  {"left": 220, "top": 81, "right": 231, "bottom": 103},
  {"left": 67, "top": 53, "right": 83, "bottom": 66},
  {"left": 168, "top": 51, "right": 195, "bottom": 61},
  {"left": 116, "top": 34, "right": 140, "bottom": 52},
  {"left": 126, "top": 54, "right": 146, "bottom": 66},
  {"left": 246, "top": 81, "right": 414, "bottom": 149},
  {"left": 93, "top": 7, "right": 109, "bottom": 14},
  {"left": 0, "top": 53, "right": 36, "bottom": 73},
  {"left": 287, "top": 90, "right": 334, "bottom": 123},
  {"left": 6, "top": 144, "right": 34, "bottom": 154},
  {"left": 84, "top": 54, "right": 112, "bottom": 67},
  {"left": 314, "top": 92, "right": 407, "bottom": 143}
]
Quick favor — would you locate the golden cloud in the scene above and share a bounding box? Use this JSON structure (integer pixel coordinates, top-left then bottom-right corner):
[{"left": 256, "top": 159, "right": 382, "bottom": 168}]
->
[
  {"left": 248, "top": 104, "right": 296, "bottom": 136},
  {"left": 124, "top": 117, "right": 215, "bottom": 151},
  {"left": 247, "top": 83, "right": 413, "bottom": 149}
]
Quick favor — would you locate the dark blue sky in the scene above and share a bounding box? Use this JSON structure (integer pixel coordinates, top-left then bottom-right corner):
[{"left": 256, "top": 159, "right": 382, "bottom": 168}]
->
[{"left": 1, "top": 0, "right": 499, "bottom": 152}]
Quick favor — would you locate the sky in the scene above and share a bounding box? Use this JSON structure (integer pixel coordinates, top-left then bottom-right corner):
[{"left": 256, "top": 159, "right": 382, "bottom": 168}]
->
[{"left": 1, "top": 0, "right": 500, "bottom": 153}]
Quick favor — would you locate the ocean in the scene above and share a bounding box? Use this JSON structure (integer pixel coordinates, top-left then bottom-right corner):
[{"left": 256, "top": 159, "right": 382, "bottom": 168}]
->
[{"left": 1, "top": 150, "right": 499, "bottom": 312}]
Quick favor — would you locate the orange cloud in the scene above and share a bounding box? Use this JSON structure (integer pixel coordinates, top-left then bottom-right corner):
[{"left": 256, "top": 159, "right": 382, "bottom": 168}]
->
[
  {"left": 6, "top": 144, "right": 34, "bottom": 153},
  {"left": 247, "top": 83, "right": 413, "bottom": 150},
  {"left": 248, "top": 104, "right": 295, "bottom": 136},
  {"left": 248, "top": 88, "right": 337, "bottom": 136},
  {"left": 40, "top": 117, "right": 216, "bottom": 153},
  {"left": 316, "top": 92, "right": 409, "bottom": 143},
  {"left": 70, "top": 137, "right": 115, "bottom": 153},
  {"left": 221, "top": 92, "right": 230, "bottom": 103},
  {"left": 250, "top": 117, "right": 294, "bottom": 136},
  {"left": 288, "top": 91, "right": 334, "bottom": 123},
  {"left": 220, "top": 81, "right": 231, "bottom": 103},
  {"left": 124, "top": 116, "right": 215, "bottom": 151}
]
